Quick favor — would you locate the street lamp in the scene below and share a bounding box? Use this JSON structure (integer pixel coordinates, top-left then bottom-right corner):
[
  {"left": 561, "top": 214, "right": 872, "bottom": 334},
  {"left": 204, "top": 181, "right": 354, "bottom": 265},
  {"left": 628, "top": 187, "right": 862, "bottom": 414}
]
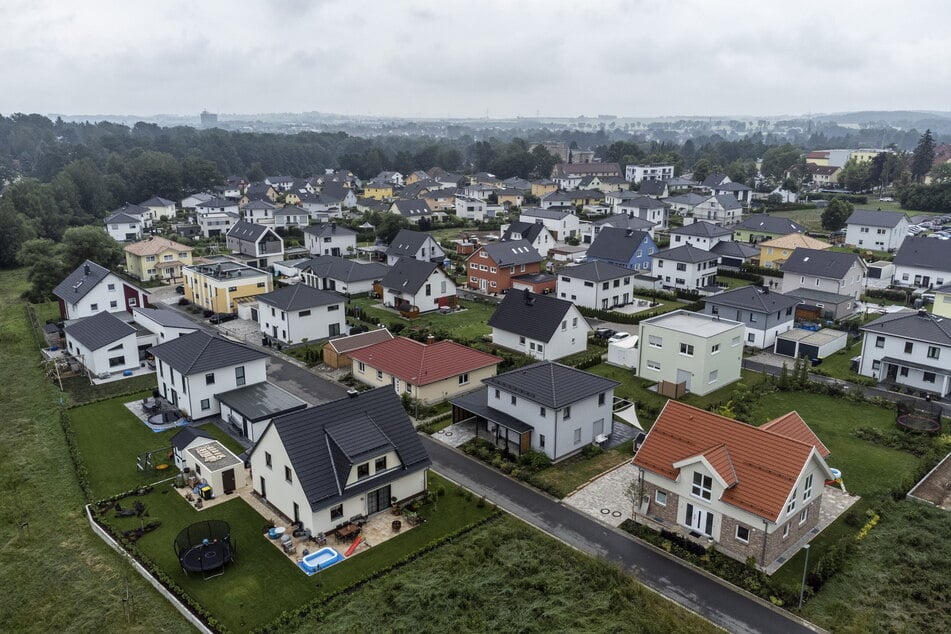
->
[{"left": 798, "top": 543, "right": 811, "bottom": 609}]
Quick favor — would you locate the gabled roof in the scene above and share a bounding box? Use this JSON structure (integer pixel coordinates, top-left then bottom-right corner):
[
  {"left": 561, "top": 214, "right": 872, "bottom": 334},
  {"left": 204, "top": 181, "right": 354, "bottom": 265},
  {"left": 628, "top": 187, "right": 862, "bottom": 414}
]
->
[
  {"left": 112, "top": 202, "right": 151, "bottom": 216},
  {"left": 618, "top": 195, "right": 668, "bottom": 210},
  {"left": 586, "top": 227, "right": 651, "bottom": 263},
  {"left": 488, "top": 291, "right": 581, "bottom": 341},
  {"left": 197, "top": 197, "right": 238, "bottom": 208},
  {"left": 502, "top": 221, "right": 548, "bottom": 244},
  {"left": 133, "top": 306, "right": 202, "bottom": 330},
  {"left": 670, "top": 221, "right": 733, "bottom": 238},
  {"left": 170, "top": 427, "right": 213, "bottom": 451},
  {"left": 474, "top": 240, "right": 542, "bottom": 266},
  {"left": 713, "top": 194, "right": 742, "bottom": 210},
  {"left": 521, "top": 207, "right": 573, "bottom": 221},
  {"left": 665, "top": 192, "right": 708, "bottom": 206},
  {"left": 53, "top": 260, "right": 113, "bottom": 303},
  {"left": 253, "top": 387, "right": 430, "bottom": 509},
  {"left": 559, "top": 261, "right": 632, "bottom": 282},
  {"left": 701, "top": 173, "right": 730, "bottom": 188},
  {"left": 667, "top": 176, "right": 698, "bottom": 187},
  {"left": 105, "top": 211, "right": 142, "bottom": 225},
  {"left": 124, "top": 236, "right": 192, "bottom": 256},
  {"left": 227, "top": 220, "right": 276, "bottom": 242},
  {"left": 299, "top": 255, "right": 389, "bottom": 283},
  {"left": 64, "top": 311, "right": 137, "bottom": 351},
  {"left": 381, "top": 258, "right": 444, "bottom": 295},
  {"left": 846, "top": 209, "right": 908, "bottom": 228},
  {"left": 326, "top": 328, "right": 394, "bottom": 355},
  {"left": 760, "top": 412, "right": 831, "bottom": 458},
  {"left": 638, "top": 181, "right": 668, "bottom": 196},
  {"left": 893, "top": 237, "right": 951, "bottom": 271},
  {"left": 348, "top": 337, "right": 500, "bottom": 385},
  {"left": 392, "top": 199, "right": 433, "bottom": 217},
  {"left": 257, "top": 284, "right": 344, "bottom": 311},
  {"left": 140, "top": 196, "right": 175, "bottom": 207},
  {"left": 780, "top": 248, "right": 864, "bottom": 279},
  {"left": 705, "top": 286, "right": 801, "bottom": 313},
  {"left": 593, "top": 214, "right": 655, "bottom": 231},
  {"left": 386, "top": 229, "right": 434, "bottom": 258},
  {"left": 710, "top": 240, "right": 760, "bottom": 259},
  {"left": 734, "top": 214, "right": 807, "bottom": 235},
  {"left": 483, "top": 361, "right": 619, "bottom": 409},
  {"left": 242, "top": 199, "right": 277, "bottom": 210},
  {"left": 654, "top": 244, "right": 718, "bottom": 263},
  {"left": 759, "top": 233, "right": 831, "bottom": 251},
  {"left": 303, "top": 223, "right": 357, "bottom": 238},
  {"left": 716, "top": 181, "right": 751, "bottom": 192},
  {"left": 861, "top": 309, "right": 951, "bottom": 346},
  {"left": 149, "top": 330, "right": 268, "bottom": 376},
  {"left": 275, "top": 205, "right": 309, "bottom": 217},
  {"left": 633, "top": 401, "right": 831, "bottom": 522}
]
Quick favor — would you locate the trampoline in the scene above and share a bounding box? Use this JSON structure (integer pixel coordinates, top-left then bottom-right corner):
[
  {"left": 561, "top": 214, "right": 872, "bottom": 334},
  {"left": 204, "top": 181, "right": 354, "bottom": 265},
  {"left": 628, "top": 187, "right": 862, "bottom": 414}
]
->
[
  {"left": 174, "top": 520, "right": 235, "bottom": 579},
  {"left": 897, "top": 413, "right": 941, "bottom": 434}
]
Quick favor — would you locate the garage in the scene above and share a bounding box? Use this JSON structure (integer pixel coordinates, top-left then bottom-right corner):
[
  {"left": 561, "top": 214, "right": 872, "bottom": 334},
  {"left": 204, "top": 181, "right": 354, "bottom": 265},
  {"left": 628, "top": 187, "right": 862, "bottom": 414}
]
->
[{"left": 773, "top": 328, "right": 848, "bottom": 360}]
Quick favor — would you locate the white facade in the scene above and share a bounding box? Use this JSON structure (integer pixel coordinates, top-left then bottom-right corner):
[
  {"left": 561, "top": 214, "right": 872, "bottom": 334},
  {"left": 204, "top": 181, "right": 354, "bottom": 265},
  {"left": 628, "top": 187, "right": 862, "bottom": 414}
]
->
[
  {"left": 625, "top": 164, "right": 675, "bottom": 183},
  {"left": 455, "top": 195, "right": 488, "bottom": 221},
  {"left": 259, "top": 300, "right": 346, "bottom": 344},
  {"left": 858, "top": 320, "right": 951, "bottom": 397},
  {"left": 105, "top": 218, "right": 145, "bottom": 242},
  {"left": 143, "top": 201, "right": 176, "bottom": 220},
  {"left": 518, "top": 211, "right": 581, "bottom": 241},
  {"left": 154, "top": 356, "right": 267, "bottom": 420},
  {"left": 491, "top": 304, "right": 589, "bottom": 361},
  {"left": 132, "top": 308, "right": 199, "bottom": 342},
  {"left": 60, "top": 274, "right": 144, "bottom": 319},
  {"left": 557, "top": 270, "right": 637, "bottom": 310},
  {"left": 893, "top": 263, "right": 950, "bottom": 289},
  {"left": 637, "top": 311, "right": 745, "bottom": 396},
  {"left": 845, "top": 218, "right": 908, "bottom": 252},
  {"left": 652, "top": 254, "right": 718, "bottom": 291},
  {"left": 197, "top": 211, "right": 239, "bottom": 237},
  {"left": 780, "top": 261, "right": 867, "bottom": 300},
  {"left": 385, "top": 235, "right": 445, "bottom": 266},
  {"left": 304, "top": 229, "right": 357, "bottom": 257},
  {"left": 690, "top": 196, "right": 743, "bottom": 226},
  {"left": 64, "top": 330, "right": 139, "bottom": 378},
  {"left": 607, "top": 336, "right": 640, "bottom": 370},
  {"left": 386, "top": 269, "right": 456, "bottom": 314},
  {"left": 668, "top": 232, "right": 730, "bottom": 252},
  {"left": 617, "top": 201, "right": 668, "bottom": 230}
]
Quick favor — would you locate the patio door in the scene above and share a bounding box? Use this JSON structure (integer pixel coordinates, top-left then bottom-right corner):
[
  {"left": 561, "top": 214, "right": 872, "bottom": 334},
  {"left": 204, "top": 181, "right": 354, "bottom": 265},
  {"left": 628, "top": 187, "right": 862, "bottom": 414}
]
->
[
  {"left": 366, "top": 484, "right": 391, "bottom": 515},
  {"left": 684, "top": 502, "right": 714, "bottom": 536}
]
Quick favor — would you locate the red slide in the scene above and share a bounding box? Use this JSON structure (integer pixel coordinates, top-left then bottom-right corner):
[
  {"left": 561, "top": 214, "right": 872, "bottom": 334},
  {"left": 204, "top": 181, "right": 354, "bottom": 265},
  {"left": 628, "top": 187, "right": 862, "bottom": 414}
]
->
[{"left": 344, "top": 535, "right": 362, "bottom": 557}]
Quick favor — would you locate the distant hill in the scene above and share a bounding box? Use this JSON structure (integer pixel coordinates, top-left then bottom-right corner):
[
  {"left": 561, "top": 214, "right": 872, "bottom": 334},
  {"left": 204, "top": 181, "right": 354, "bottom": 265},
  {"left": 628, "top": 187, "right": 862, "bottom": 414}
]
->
[{"left": 812, "top": 110, "right": 951, "bottom": 124}]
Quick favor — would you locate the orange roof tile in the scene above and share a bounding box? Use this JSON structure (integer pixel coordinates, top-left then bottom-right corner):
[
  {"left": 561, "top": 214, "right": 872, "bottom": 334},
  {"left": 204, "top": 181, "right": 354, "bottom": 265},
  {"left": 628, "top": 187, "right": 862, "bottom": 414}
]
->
[
  {"left": 760, "top": 412, "right": 831, "bottom": 458},
  {"left": 633, "top": 401, "right": 829, "bottom": 522},
  {"left": 347, "top": 337, "right": 501, "bottom": 386}
]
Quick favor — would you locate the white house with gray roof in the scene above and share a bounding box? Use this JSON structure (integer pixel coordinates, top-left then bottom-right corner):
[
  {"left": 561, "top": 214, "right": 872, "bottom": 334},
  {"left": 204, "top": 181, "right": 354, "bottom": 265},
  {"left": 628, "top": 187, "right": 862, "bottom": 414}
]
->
[
  {"left": 64, "top": 311, "right": 141, "bottom": 379},
  {"left": 892, "top": 237, "right": 951, "bottom": 289},
  {"left": 450, "top": 361, "right": 619, "bottom": 461},
  {"left": 617, "top": 196, "right": 670, "bottom": 229},
  {"left": 688, "top": 194, "right": 744, "bottom": 226},
  {"left": 299, "top": 256, "right": 390, "bottom": 295},
  {"left": 652, "top": 245, "right": 719, "bottom": 292},
  {"left": 390, "top": 199, "right": 434, "bottom": 224},
  {"left": 845, "top": 209, "right": 909, "bottom": 251},
  {"left": 257, "top": 284, "right": 346, "bottom": 344},
  {"left": 380, "top": 259, "right": 456, "bottom": 314},
  {"left": 501, "top": 221, "right": 555, "bottom": 258},
  {"left": 226, "top": 221, "right": 284, "bottom": 269},
  {"left": 385, "top": 229, "right": 445, "bottom": 266},
  {"left": 858, "top": 309, "right": 951, "bottom": 397},
  {"left": 780, "top": 248, "right": 867, "bottom": 303},
  {"left": 241, "top": 199, "right": 278, "bottom": 225},
  {"left": 669, "top": 221, "right": 733, "bottom": 251},
  {"left": 248, "top": 387, "right": 430, "bottom": 534},
  {"left": 703, "top": 286, "right": 801, "bottom": 348},
  {"left": 104, "top": 211, "right": 147, "bottom": 242},
  {"left": 582, "top": 213, "right": 656, "bottom": 243},
  {"left": 303, "top": 222, "right": 357, "bottom": 257},
  {"left": 519, "top": 207, "right": 580, "bottom": 241},
  {"left": 557, "top": 261, "right": 637, "bottom": 309},
  {"left": 150, "top": 330, "right": 270, "bottom": 419},
  {"left": 488, "top": 291, "right": 589, "bottom": 361},
  {"left": 132, "top": 306, "right": 202, "bottom": 342},
  {"left": 53, "top": 260, "right": 151, "bottom": 320}
]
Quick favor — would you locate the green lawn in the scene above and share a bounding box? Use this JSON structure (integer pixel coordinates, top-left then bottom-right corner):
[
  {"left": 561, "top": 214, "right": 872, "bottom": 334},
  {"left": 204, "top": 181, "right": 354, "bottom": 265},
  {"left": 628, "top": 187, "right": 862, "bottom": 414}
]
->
[
  {"left": 773, "top": 205, "right": 940, "bottom": 233},
  {"left": 715, "top": 275, "right": 756, "bottom": 290},
  {"left": 531, "top": 441, "right": 634, "bottom": 498},
  {"left": 350, "top": 296, "right": 497, "bottom": 341},
  {"left": 98, "top": 472, "right": 496, "bottom": 632},
  {"left": 810, "top": 339, "right": 867, "bottom": 383}
]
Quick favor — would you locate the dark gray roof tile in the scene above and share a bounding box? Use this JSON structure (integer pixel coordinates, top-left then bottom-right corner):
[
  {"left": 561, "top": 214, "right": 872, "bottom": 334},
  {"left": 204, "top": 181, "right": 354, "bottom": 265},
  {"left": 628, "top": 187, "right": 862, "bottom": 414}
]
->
[
  {"left": 64, "top": 311, "right": 137, "bottom": 350},
  {"left": 488, "top": 291, "right": 577, "bottom": 341},
  {"left": 149, "top": 330, "right": 268, "bottom": 375},
  {"left": 483, "top": 361, "right": 619, "bottom": 409},
  {"left": 780, "top": 248, "right": 864, "bottom": 279},
  {"left": 257, "top": 284, "right": 345, "bottom": 311}
]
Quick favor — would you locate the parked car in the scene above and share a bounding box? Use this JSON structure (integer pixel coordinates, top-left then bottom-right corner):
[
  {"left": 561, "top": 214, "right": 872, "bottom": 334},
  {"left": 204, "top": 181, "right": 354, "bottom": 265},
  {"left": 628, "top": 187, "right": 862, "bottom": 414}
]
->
[
  {"left": 209, "top": 313, "right": 238, "bottom": 324},
  {"left": 594, "top": 327, "right": 616, "bottom": 341},
  {"left": 175, "top": 285, "right": 185, "bottom": 294},
  {"left": 608, "top": 331, "right": 631, "bottom": 344}
]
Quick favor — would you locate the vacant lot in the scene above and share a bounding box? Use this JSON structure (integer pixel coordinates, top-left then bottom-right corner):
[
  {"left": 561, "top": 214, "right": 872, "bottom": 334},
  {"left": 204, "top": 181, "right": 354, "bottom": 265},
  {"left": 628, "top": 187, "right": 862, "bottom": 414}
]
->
[{"left": 349, "top": 296, "right": 497, "bottom": 341}]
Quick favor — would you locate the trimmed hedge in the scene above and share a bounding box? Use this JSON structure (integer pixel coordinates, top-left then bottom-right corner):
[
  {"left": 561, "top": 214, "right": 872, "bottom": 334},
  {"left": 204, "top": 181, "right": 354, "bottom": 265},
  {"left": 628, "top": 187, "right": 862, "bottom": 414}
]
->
[{"left": 739, "top": 263, "right": 784, "bottom": 278}]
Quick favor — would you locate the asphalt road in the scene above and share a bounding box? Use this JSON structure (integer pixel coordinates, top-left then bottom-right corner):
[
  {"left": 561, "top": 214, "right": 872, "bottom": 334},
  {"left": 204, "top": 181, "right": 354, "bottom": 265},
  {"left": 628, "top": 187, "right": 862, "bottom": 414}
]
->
[{"left": 422, "top": 437, "right": 822, "bottom": 634}]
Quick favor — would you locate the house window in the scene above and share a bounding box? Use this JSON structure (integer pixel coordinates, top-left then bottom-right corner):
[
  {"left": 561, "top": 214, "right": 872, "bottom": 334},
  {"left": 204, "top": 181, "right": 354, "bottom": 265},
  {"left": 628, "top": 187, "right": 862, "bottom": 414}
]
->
[
  {"left": 285, "top": 466, "right": 292, "bottom": 483},
  {"left": 708, "top": 370, "right": 718, "bottom": 383},
  {"left": 923, "top": 372, "right": 936, "bottom": 384},
  {"left": 327, "top": 304, "right": 339, "bottom": 311},
  {"left": 563, "top": 406, "right": 571, "bottom": 420},
  {"left": 539, "top": 434, "right": 546, "bottom": 448},
  {"left": 330, "top": 504, "right": 343, "bottom": 521},
  {"left": 358, "top": 361, "right": 365, "bottom": 373},
  {"left": 692, "top": 472, "right": 712, "bottom": 500},
  {"left": 109, "top": 300, "right": 118, "bottom": 308},
  {"left": 783, "top": 524, "right": 790, "bottom": 539},
  {"left": 357, "top": 463, "right": 370, "bottom": 479},
  {"left": 648, "top": 335, "right": 663, "bottom": 348},
  {"left": 495, "top": 389, "right": 500, "bottom": 399},
  {"left": 900, "top": 367, "right": 909, "bottom": 377},
  {"left": 200, "top": 399, "right": 210, "bottom": 411},
  {"left": 679, "top": 343, "right": 694, "bottom": 356},
  {"left": 299, "top": 309, "right": 311, "bottom": 317},
  {"left": 711, "top": 344, "right": 720, "bottom": 354},
  {"left": 598, "top": 392, "right": 606, "bottom": 406},
  {"left": 646, "top": 360, "right": 661, "bottom": 371},
  {"left": 803, "top": 474, "right": 814, "bottom": 501},
  {"left": 573, "top": 428, "right": 582, "bottom": 444},
  {"left": 375, "top": 456, "right": 387, "bottom": 472},
  {"left": 747, "top": 333, "right": 755, "bottom": 343},
  {"left": 735, "top": 525, "right": 750, "bottom": 543},
  {"left": 265, "top": 452, "right": 272, "bottom": 468},
  {"left": 927, "top": 346, "right": 940, "bottom": 360},
  {"left": 519, "top": 336, "right": 526, "bottom": 345},
  {"left": 205, "top": 373, "right": 215, "bottom": 385},
  {"left": 235, "top": 366, "right": 246, "bottom": 386},
  {"left": 872, "top": 360, "right": 881, "bottom": 371},
  {"left": 539, "top": 406, "right": 546, "bottom": 417},
  {"left": 875, "top": 336, "right": 885, "bottom": 348},
  {"left": 511, "top": 395, "right": 517, "bottom": 406},
  {"left": 786, "top": 488, "right": 797, "bottom": 515},
  {"left": 458, "top": 373, "right": 469, "bottom": 385},
  {"left": 799, "top": 508, "right": 809, "bottom": 524},
  {"left": 228, "top": 286, "right": 237, "bottom": 292},
  {"left": 108, "top": 356, "right": 125, "bottom": 368},
  {"left": 655, "top": 490, "right": 668, "bottom": 506},
  {"left": 90, "top": 303, "right": 99, "bottom": 311},
  {"left": 376, "top": 370, "right": 383, "bottom": 380}
]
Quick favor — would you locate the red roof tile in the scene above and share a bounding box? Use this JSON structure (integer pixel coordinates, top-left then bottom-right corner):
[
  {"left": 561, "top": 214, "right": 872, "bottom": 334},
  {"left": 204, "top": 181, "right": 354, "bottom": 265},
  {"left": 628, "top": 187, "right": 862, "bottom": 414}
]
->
[
  {"left": 760, "top": 412, "right": 831, "bottom": 458},
  {"left": 347, "top": 337, "right": 501, "bottom": 386},
  {"left": 633, "top": 401, "right": 829, "bottom": 522}
]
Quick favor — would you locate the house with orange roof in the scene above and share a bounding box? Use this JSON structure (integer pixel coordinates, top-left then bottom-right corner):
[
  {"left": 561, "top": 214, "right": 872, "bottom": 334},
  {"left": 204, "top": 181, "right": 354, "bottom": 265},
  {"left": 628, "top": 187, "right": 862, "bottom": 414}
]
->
[
  {"left": 757, "top": 233, "right": 830, "bottom": 269},
  {"left": 347, "top": 336, "right": 502, "bottom": 405},
  {"left": 123, "top": 236, "right": 194, "bottom": 282},
  {"left": 631, "top": 400, "right": 834, "bottom": 568}
]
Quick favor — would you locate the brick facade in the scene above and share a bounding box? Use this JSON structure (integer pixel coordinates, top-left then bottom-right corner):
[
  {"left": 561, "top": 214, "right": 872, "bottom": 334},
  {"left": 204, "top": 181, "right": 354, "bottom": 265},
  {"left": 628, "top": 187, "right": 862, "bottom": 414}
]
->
[{"left": 466, "top": 250, "right": 544, "bottom": 293}]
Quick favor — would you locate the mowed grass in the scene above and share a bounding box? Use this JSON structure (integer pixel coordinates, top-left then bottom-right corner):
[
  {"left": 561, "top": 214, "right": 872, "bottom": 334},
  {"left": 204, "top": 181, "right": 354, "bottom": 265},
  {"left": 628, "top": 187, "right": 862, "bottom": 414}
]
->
[
  {"left": 0, "top": 269, "right": 188, "bottom": 633},
  {"left": 350, "top": 296, "right": 497, "bottom": 341},
  {"left": 772, "top": 205, "right": 940, "bottom": 233},
  {"left": 294, "top": 516, "right": 721, "bottom": 634},
  {"left": 531, "top": 441, "right": 634, "bottom": 498}
]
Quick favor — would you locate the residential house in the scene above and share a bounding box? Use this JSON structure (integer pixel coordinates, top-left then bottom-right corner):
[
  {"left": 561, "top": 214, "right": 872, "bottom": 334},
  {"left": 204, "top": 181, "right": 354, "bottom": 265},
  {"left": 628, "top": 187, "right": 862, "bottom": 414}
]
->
[
  {"left": 363, "top": 182, "right": 395, "bottom": 200},
  {"left": 404, "top": 170, "right": 431, "bottom": 186},
  {"left": 586, "top": 228, "right": 657, "bottom": 272},
  {"left": 808, "top": 164, "right": 842, "bottom": 187},
  {"left": 688, "top": 195, "right": 743, "bottom": 226},
  {"left": 780, "top": 248, "right": 867, "bottom": 314},
  {"left": 858, "top": 309, "right": 951, "bottom": 397},
  {"left": 551, "top": 162, "right": 622, "bottom": 181},
  {"left": 53, "top": 260, "right": 150, "bottom": 320},
  {"left": 380, "top": 259, "right": 456, "bottom": 314},
  {"left": 385, "top": 229, "right": 446, "bottom": 266},
  {"left": 123, "top": 236, "right": 194, "bottom": 282},
  {"left": 454, "top": 195, "right": 493, "bottom": 222},
  {"left": 349, "top": 337, "right": 501, "bottom": 405},
  {"left": 319, "top": 184, "right": 358, "bottom": 209},
  {"left": 63, "top": 311, "right": 141, "bottom": 379},
  {"left": 519, "top": 207, "right": 580, "bottom": 241},
  {"left": 274, "top": 205, "right": 311, "bottom": 229},
  {"left": 391, "top": 199, "right": 435, "bottom": 225},
  {"left": 605, "top": 189, "right": 643, "bottom": 209},
  {"left": 462, "top": 183, "right": 498, "bottom": 200},
  {"left": 265, "top": 176, "right": 295, "bottom": 191},
  {"left": 732, "top": 214, "right": 808, "bottom": 244},
  {"left": 652, "top": 245, "right": 719, "bottom": 292},
  {"left": 465, "top": 240, "right": 546, "bottom": 294},
  {"left": 197, "top": 197, "right": 240, "bottom": 216},
  {"left": 215, "top": 382, "right": 308, "bottom": 444},
  {"left": 422, "top": 188, "right": 456, "bottom": 212},
  {"left": 703, "top": 286, "right": 800, "bottom": 348},
  {"left": 530, "top": 179, "right": 558, "bottom": 199},
  {"left": 632, "top": 400, "right": 833, "bottom": 567},
  {"left": 934, "top": 284, "right": 951, "bottom": 318},
  {"left": 582, "top": 214, "right": 656, "bottom": 244},
  {"left": 557, "top": 261, "right": 637, "bottom": 309},
  {"left": 893, "top": 237, "right": 951, "bottom": 289},
  {"left": 248, "top": 387, "right": 430, "bottom": 535},
  {"left": 181, "top": 192, "right": 214, "bottom": 211},
  {"left": 299, "top": 256, "right": 389, "bottom": 295},
  {"left": 182, "top": 258, "right": 273, "bottom": 314},
  {"left": 303, "top": 223, "right": 357, "bottom": 257},
  {"left": 196, "top": 197, "right": 241, "bottom": 237},
  {"left": 257, "top": 284, "right": 346, "bottom": 344},
  {"left": 132, "top": 306, "right": 202, "bottom": 343},
  {"left": 638, "top": 310, "right": 744, "bottom": 395},
  {"left": 845, "top": 210, "right": 909, "bottom": 251},
  {"left": 701, "top": 173, "right": 731, "bottom": 190},
  {"left": 241, "top": 199, "right": 278, "bottom": 225},
  {"left": 104, "top": 211, "right": 147, "bottom": 242},
  {"left": 501, "top": 221, "right": 555, "bottom": 258},
  {"left": 617, "top": 196, "right": 669, "bottom": 229},
  {"left": 322, "top": 328, "right": 394, "bottom": 369},
  {"left": 758, "top": 234, "right": 831, "bottom": 269},
  {"left": 226, "top": 221, "right": 285, "bottom": 269},
  {"left": 299, "top": 192, "right": 344, "bottom": 218},
  {"left": 625, "top": 164, "right": 675, "bottom": 183},
  {"left": 496, "top": 188, "right": 526, "bottom": 209},
  {"left": 712, "top": 181, "right": 752, "bottom": 205},
  {"left": 140, "top": 196, "right": 176, "bottom": 220},
  {"left": 668, "top": 222, "right": 733, "bottom": 251},
  {"left": 710, "top": 241, "right": 761, "bottom": 268},
  {"left": 372, "top": 171, "right": 404, "bottom": 186},
  {"left": 213, "top": 184, "right": 244, "bottom": 201},
  {"left": 150, "top": 330, "right": 268, "bottom": 418},
  {"left": 638, "top": 180, "right": 670, "bottom": 199},
  {"left": 450, "top": 361, "right": 619, "bottom": 461},
  {"left": 488, "top": 290, "right": 589, "bottom": 361},
  {"left": 667, "top": 176, "right": 699, "bottom": 191}
]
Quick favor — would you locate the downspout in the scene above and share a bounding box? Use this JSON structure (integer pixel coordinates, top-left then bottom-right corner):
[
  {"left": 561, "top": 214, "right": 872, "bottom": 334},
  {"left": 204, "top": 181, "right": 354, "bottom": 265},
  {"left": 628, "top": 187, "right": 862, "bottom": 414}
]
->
[
  {"left": 553, "top": 407, "right": 558, "bottom": 457},
  {"left": 761, "top": 519, "right": 769, "bottom": 565}
]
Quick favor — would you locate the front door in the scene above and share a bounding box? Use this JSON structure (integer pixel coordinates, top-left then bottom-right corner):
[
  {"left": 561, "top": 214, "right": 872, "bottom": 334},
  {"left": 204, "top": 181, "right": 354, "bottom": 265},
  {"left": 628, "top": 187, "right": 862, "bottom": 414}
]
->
[
  {"left": 676, "top": 369, "right": 692, "bottom": 392},
  {"left": 222, "top": 468, "right": 236, "bottom": 493},
  {"left": 259, "top": 476, "right": 267, "bottom": 499},
  {"left": 272, "top": 325, "right": 278, "bottom": 337},
  {"left": 684, "top": 502, "right": 714, "bottom": 536},
  {"left": 367, "top": 484, "right": 391, "bottom": 515},
  {"left": 293, "top": 502, "right": 300, "bottom": 524},
  {"left": 886, "top": 363, "right": 899, "bottom": 380},
  {"left": 480, "top": 278, "right": 487, "bottom": 291}
]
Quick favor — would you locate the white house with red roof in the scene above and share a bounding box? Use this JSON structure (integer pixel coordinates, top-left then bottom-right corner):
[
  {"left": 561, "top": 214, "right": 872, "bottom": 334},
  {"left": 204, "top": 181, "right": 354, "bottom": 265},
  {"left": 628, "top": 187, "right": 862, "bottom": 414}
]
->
[
  {"left": 632, "top": 401, "right": 834, "bottom": 568},
  {"left": 347, "top": 337, "right": 502, "bottom": 405}
]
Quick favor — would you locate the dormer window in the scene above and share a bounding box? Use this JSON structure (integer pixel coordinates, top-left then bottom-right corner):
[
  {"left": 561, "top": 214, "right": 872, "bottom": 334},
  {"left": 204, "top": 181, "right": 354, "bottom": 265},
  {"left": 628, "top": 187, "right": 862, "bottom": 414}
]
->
[
  {"left": 375, "top": 456, "right": 387, "bottom": 471},
  {"left": 357, "top": 463, "right": 370, "bottom": 479}
]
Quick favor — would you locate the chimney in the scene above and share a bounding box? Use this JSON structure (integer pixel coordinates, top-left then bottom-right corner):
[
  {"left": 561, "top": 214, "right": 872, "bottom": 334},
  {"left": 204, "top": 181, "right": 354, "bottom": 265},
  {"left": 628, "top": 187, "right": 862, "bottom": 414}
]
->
[
  {"left": 426, "top": 334, "right": 435, "bottom": 345},
  {"left": 83, "top": 263, "right": 90, "bottom": 276},
  {"left": 331, "top": 222, "right": 336, "bottom": 234},
  {"left": 918, "top": 309, "right": 928, "bottom": 317}
]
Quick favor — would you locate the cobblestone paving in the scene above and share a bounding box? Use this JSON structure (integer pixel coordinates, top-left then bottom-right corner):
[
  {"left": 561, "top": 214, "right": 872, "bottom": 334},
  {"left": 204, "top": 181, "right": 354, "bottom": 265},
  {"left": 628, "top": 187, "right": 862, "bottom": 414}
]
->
[{"left": 562, "top": 461, "right": 638, "bottom": 527}]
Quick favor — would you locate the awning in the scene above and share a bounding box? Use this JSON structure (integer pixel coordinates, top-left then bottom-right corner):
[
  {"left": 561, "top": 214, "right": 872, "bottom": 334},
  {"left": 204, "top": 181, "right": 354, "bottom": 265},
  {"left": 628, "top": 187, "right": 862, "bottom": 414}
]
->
[{"left": 881, "top": 357, "right": 951, "bottom": 376}]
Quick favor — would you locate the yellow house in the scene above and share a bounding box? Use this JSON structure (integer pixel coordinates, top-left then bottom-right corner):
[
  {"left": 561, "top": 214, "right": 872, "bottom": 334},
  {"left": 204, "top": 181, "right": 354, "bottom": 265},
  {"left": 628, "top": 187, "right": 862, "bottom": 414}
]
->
[
  {"left": 758, "top": 234, "right": 831, "bottom": 269},
  {"left": 849, "top": 149, "right": 885, "bottom": 164},
  {"left": 183, "top": 258, "right": 273, "bottom": 314},
  {"left": 283, "top": 192, "right": 301, "bottom": 206},
  {"left": 404, "top": 170, "right": 430, "bottom": 186},
  {"left": 497, "top": 190, "right": 525, "bottom": 208},
  {"left": 531, "top": 180, "right": 558, "bottom": 198},
  {"left": 363, "top": 183, "right": 394, "bottom": 200},
  {"left": 934, "top": 285, "right": 951, "bottom": 318},
  {"left": 123, "top": 236, "right": 194, "bottom": 282}
]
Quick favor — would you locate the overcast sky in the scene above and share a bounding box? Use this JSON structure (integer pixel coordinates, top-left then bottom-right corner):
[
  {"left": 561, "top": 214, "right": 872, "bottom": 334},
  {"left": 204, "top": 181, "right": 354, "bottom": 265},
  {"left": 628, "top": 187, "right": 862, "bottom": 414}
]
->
[{"left": 2, "top": 0, "right": 949, "bottom": 119}]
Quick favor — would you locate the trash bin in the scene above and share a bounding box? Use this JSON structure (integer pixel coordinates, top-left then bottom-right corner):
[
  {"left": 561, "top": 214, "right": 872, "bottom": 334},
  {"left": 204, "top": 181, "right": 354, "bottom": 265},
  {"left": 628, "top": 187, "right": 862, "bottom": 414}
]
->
[{"left": 201, "top": 485, "right": 213, "bottom": 500}]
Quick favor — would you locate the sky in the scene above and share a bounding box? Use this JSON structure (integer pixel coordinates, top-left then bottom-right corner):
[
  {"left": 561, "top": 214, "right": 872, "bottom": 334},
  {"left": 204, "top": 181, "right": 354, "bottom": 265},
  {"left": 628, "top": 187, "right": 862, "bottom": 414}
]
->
[{"left": 2, "top": 0, "right": 949, "bottom": 120}]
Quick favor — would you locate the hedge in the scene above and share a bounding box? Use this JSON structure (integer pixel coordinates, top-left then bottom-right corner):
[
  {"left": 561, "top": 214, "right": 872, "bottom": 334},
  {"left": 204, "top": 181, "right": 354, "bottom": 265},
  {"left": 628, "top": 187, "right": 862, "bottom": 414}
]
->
[
  {"left": 807, "top": 193, "right": 869, "bottom": 204},
  {"left": 739, "top": 263, "right": 784, "bottom": 278}
]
